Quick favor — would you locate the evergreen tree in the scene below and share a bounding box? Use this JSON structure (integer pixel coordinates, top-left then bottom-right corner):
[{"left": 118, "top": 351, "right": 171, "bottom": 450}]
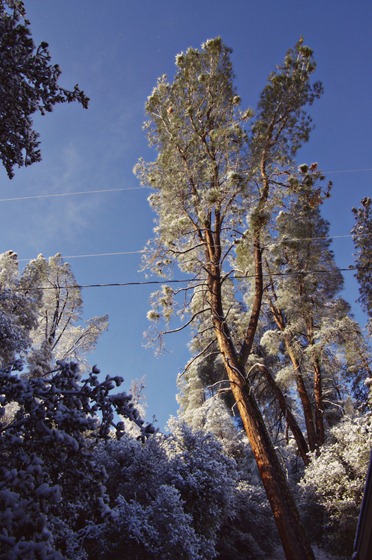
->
[
  {"left": 0, "top": 252, "right": 108, "bottom": 374},
  {"left": 0, "top": 0, "right": 88, "bottom": 178},
  {"left": 299, "top": 414, "right": 372, "bottom": 556},
  {"left": 92, "top": 420, "right": 273, "bottom": 560},
  {"left": 254, "top": 183, "right": 368, "bottom": 450},
  {"left": 352, "top": 197, "right": 372, "bottom": 334},
  {"left": 135, "top": 37, "right": 325, "bottom": 559},
  {"left": 0, "top": 360, "right": 153, "bottom": 558}
]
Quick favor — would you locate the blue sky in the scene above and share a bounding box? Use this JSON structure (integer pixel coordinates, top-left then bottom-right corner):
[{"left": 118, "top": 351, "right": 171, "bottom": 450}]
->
[{"left": 1, "top": 0, "right": 371, "bottom": 428}]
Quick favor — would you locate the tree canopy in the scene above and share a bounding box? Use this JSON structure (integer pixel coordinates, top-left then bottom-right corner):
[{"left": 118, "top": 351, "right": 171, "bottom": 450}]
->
[
  {"left": 136, "top": 36, "right": 334, "bottom": 559},
  {"left": 0, "top": 0, "right": 88, "bottom": 178},
  {"left": 0, "top": 252, "right": 108, "bottom": 373}
]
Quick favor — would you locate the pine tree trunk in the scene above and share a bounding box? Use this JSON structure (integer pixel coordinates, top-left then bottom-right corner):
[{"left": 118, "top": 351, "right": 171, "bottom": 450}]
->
[
  {"left": 313, "top": 358, "right": 325, "bottom": 448},
  {"left": 270, "top": 299, "right": 317, "bottom": 452},
  {"left": 267, "top": 283, "right": 317, "bottom": 453},
  {"left": 215, "top": 328, "right": 315, "bottom": 560},
  {"left": 286, "top": 341, "right": 317, "bottom": 453},
  {"left": 240, "top": 236, "right": 263, "bottom": 363},
  {"left": 208, "top": 270, "right": 314, "bottom": 560},
  {"left": 255, "top": 363, "right": 310, "bottom": 465}
]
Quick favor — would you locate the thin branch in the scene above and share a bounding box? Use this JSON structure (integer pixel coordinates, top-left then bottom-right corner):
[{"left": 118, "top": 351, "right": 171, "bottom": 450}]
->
[
  {"left": 179, "top": 339, "right": 218, "bottom": 376},
  {"left": 159, "top": 307, "right": 212, "bottom": 337},
  {"left": 167, "top": 242, "right": 206, "bottom": 256},
  {"left": 207, "top": 379, "right": 230, "bottom": 391}
]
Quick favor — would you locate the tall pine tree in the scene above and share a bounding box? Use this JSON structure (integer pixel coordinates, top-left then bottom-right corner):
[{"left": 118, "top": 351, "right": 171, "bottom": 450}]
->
[{"left": 135, "top": 37, "right": 325, "bottom": 559}]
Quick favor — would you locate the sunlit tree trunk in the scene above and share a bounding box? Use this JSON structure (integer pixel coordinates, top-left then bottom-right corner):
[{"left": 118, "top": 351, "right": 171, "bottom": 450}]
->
[
  {"left": 241, "top": 237, "right": 311, "bottom": 464},
  {"left": 208, "top": 268, "right": 314, "bottom": 559}
]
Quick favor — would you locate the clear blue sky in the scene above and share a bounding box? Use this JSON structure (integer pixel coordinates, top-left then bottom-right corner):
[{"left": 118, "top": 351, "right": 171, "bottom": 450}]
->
[{"left": 0, "top": 0, "right": 371, "bottom": 428}]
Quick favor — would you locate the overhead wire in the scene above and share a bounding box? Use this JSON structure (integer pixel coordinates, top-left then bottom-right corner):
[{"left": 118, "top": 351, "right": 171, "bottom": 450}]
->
[
  {"left": 0, "top": 167, "right": 370, "bottom": 203},
  {"left": 14, "top": 266, "right": 371, "bottom": 292},
  {"left": 323, "top": 168, "right": 372, "bottom": 174},
  {"left": 15, "top": 231, "right": 370, "bottom": 263},
  {"left": 0, "top": 185, "right": 149, "bottom": 203},
  {"left": 1, "top": 166, "right": 370, "bottom": 289},
  {"left": 17, "top": 250, "right": 144, "bottom": 263}
]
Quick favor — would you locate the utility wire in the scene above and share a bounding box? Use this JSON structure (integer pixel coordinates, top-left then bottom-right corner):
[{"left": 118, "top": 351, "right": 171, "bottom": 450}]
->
[
  {"left": 324, "top": 168, "right": 372, "bottom": 174},
  {"left": 0, "top": 185, "right": 149, "bottom": 203},
  {"left": 15, "top": 232, "right": 370, "bottom": 263},
  {"left": 0, "top": 167, "right": 371, "bottom": 204},
  {"left": 17, "top": 250, "right": 144, "bottom": 263},
  {"left": 15, "top": 266, "right": 369, "bottom": 292}
]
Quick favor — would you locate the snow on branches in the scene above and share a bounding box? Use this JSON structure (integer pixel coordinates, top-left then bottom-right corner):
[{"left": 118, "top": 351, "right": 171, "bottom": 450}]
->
[{"left": 0, "top": 360, "right": 154, "bottom": 558}]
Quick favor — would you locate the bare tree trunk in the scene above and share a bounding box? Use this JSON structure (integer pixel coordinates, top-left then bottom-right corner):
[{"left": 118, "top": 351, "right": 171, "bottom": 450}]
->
[
  {"left": 253, "top": 363, "right": 310, "bottom": 466},
  {"left": 240, "top": 234, "right": 263, "bottom": 363},
  {"left": 214, "top": 322, "right": 314, "bottom": 560},
  {"left": 313, "top": 358, "right": 325, "bottom": 448},
  {"left": 208, "top": 266, "right": 314, "bottom": 560},
  {"left": 268, "top": 296, "right": 317, "bottom": 453},
  {"left": 285, "top": 340, "right": 317, "bottom": 453},
  {"left": 306, "top": 318, "right": 325, "bottom": 450}
]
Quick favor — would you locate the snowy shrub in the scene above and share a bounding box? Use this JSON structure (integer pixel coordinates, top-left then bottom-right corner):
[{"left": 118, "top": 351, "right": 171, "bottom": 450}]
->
[
  {"left": 91, "top": 419, "right": 273, "bottom": 560},
  {"left": 94, "top": 435, "right": 169, "bottom": 506},
  {"left": 163, "top": 419, "right": 237, "bottom": 558},
  {"left": 216, "top": 480, "right": 275, "bottom": 560},
  {"left": 299, "top": 414, "right": 372, "bottom": 556},
  {"left": 90, "top": 435, "right": 203, "bottom": 559},
  {"left": 90, "top": 487, "right": 202, "bottom": 560}
]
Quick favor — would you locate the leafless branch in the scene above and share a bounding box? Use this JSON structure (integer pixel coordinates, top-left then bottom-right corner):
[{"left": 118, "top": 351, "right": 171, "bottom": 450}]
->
[
  {"left": 207, "top": 379, "right": 230, "bottom": 392},
  {"left": 159, "top": 307, "right": 212, "bottom": 338},
  {"left": 179, "top": 339, "right": 219, "bottom": 377},
  {"left": 167, "top": 242, "right": 206, "bottom": 255}
]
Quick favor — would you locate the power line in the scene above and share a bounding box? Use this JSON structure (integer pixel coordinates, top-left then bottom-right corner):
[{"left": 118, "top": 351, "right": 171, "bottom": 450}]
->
[
  {"left": 17, "top": 250, "right": 144, "bottom": 263},
  {"left": 16, "top": 266, "right": 367, "bottom": 292},
  {"left": 0, "top": 167, "right": 370, "bottom": 203},
  {"left": 15, "top": 232, "right": 370, "bottom": 263},
  {"left": 325, "top": 168, "right": 372, "bottom": 174},
  {"left": 0, "top": 185, "right": 149, "bottom": 203},
  {"left": 64, "top": 250, "right": 144, "bottom": 259}
]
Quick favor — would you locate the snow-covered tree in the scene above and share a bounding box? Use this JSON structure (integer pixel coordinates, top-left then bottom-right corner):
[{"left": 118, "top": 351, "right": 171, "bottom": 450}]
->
[
  {"left": 136, "top": 36, "right": 327, "bottom": 559},
  {"left": 0, "top": 251, "right": 40, "bottom": 366},
  {"left": 90, "top": 433, "right": 213, "bottom": 559},
  {"left": 119, "top": 376, "right": 150, "bottom": 437},
  {"left": 0, "top": 252, "right": 109, "bottom": 375},
  {"left": 177, "top": 352, "right": 230, "bottom": 425},
  {"left": 0, "top": 0, "right": 88, "bottom": 178},
  {"left": 352, "top": 197, "right": 372, "bottom": 334},
  {"left": 91, "top": 419, "right": 273, "bottom": 560},
  {"left": 299, "top": 414, "right": 372, "bottom": 556},
  {"left": 0, "top": 360, "right": 154, "bottom": 559},
  {"left": 251, "top": 185, "right": 370, "bottom": 452}
]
